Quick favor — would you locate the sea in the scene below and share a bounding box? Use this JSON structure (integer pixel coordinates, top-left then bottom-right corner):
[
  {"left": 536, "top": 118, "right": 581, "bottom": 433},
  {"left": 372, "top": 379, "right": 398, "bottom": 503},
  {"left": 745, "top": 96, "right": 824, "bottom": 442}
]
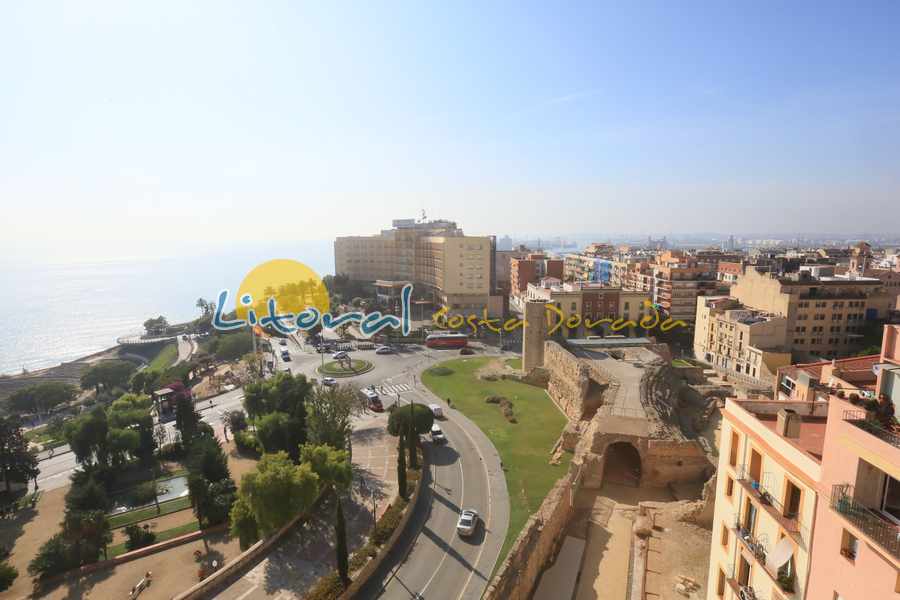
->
[{"left": 0, "top": 240, "right": 334, "bottom": 376}]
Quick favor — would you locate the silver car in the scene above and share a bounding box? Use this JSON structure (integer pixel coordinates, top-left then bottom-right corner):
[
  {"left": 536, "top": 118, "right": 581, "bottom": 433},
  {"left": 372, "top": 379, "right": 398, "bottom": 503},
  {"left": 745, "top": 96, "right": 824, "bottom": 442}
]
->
[{"left": 456, "top": 509, "right": 479, "bottom": 537}]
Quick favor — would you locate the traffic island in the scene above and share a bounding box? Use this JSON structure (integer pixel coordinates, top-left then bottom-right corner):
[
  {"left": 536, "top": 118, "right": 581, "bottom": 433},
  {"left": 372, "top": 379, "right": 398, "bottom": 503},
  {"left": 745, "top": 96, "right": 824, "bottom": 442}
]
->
[{"left": 317, "top": 359, "right": 374, "bottom": 377}]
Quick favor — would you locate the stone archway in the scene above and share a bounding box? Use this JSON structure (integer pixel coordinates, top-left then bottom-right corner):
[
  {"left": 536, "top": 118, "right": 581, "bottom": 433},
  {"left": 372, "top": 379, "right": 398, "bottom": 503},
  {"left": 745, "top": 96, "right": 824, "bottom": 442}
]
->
[{"left": 603, "top": 441, "right": 642, "bottom": 487}]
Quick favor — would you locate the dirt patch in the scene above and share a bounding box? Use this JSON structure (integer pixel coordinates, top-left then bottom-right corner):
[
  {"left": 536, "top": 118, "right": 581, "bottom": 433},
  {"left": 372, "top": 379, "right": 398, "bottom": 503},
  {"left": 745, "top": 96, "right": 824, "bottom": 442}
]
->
[
  {"left": 644, "top": 506, "right": 711, "bottom": 600},
  {"left": 0, "top": 486, "right": 67, "bottom": 599}
]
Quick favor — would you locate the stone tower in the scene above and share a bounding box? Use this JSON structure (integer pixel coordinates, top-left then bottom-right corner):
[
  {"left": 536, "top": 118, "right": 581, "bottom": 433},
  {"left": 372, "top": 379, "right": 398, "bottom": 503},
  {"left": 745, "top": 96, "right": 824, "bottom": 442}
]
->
[{"left": 522, "top": 300, "right": 548, "bottom": 371}]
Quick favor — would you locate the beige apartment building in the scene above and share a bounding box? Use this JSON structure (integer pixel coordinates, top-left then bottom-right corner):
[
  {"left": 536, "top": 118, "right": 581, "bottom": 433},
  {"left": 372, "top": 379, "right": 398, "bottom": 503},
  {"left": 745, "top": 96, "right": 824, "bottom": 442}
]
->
[
  {"left": 334, "top": 219, "right": 499, "bottom": 315},
  {"left": 653, "top": 251, "right": 719, "bottom": 322},
  {"left": 694, "top": 296, "right": 792, "bottom": 386},
  {"left": 731, "top": 268, "right": 885, "bottom": 360},
  {"left": 525, "top": 279, "right": 649, "bottom": 338}
]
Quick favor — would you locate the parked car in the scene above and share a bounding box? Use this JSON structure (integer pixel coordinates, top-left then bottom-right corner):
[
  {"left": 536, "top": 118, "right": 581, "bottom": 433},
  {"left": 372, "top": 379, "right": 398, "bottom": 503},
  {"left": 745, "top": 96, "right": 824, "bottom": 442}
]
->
[
  {"left": 459, "top": 347, "right": 475, "bottom": 355},
  {"left": 456, "top": 509, "right": 479, "bottom": 537},
  {"left": 428, "top": 404, "right": 444, "bottom": 419},
  {"left": 430, "top": 424, "right": 446, "bottom": 444},
  {"left": 375, "top": 345, "right": 394, "bottom": 355},
  {"left": 361, "top": 387, "right": 383, "bottom": 412},
  {"left": 278, "top": 339, "right": 287, "bottom": 346},
  {"left": 332, "top": 351, "right": 349, "bottom": 360},
  {"left": 322, "top": 377, "right": 337, "bottom": 387}
]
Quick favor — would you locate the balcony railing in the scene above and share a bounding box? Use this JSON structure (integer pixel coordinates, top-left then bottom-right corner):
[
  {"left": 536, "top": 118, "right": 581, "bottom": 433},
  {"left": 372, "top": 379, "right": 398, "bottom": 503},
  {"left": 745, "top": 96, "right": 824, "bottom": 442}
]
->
[
  {"left": 831, "top": 484, "right": 900, "bottom": 560},
  {"left": 842, "top": 410, "right": 900, "bottom": 450},
  {"left": 736, "top": 466, "right": 805, "bottom": 544}
]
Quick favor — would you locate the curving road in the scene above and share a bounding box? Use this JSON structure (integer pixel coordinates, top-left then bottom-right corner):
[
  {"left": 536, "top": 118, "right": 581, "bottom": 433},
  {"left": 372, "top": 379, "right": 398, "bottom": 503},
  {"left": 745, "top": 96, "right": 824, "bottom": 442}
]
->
[{"left": 358, "top": 385, "right": 509, "bottom": 600}]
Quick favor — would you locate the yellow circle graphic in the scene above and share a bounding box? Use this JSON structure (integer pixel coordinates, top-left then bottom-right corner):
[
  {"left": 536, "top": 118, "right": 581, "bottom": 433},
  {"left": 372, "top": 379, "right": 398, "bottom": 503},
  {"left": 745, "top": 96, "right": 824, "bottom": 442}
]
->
[{"left": 235, "top": 259, "right": 330, "bottom": 323}]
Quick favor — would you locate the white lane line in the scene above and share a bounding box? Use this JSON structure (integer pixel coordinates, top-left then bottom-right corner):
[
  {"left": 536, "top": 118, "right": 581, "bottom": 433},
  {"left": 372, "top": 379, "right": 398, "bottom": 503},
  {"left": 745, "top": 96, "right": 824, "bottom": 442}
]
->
[
  {"left": 456, "top": 419, "right": 493, "bottom": 600},
  {"left": 419, "top": 439, "right": 466, "bottom": 596}
]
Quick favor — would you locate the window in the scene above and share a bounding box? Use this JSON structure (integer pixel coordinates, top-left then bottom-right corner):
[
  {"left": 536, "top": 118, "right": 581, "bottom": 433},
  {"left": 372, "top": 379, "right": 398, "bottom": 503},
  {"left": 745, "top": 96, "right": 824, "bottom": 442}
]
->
[
  {"left": 840, "top": 530, "right": 858, "bottom": 561},
  {"left": 726, "top": 476, "right": 734, "bottom": 498},
  {"left": 729, "top": 430, "right": 740, "bottom": 467},
  {"left": 749, "top": 448, "right": 762, "bottom": 483},
  {"left": 721, "top": 522, "right": 729, "bottom": 548},
  {"left": 717, "top": 569, "right": 726, "bottom": 598}
]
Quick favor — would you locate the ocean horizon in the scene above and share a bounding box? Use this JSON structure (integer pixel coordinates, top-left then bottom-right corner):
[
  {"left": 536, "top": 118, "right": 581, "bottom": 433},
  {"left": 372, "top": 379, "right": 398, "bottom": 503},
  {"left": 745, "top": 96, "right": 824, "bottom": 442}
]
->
[{"left": 0, "top": 240, "right": 335, "bottom": 376}]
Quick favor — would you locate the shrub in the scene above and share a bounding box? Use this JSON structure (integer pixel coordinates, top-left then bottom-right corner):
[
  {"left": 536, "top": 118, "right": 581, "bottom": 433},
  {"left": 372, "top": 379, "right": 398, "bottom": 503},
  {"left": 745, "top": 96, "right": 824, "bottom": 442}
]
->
[
  {"left": 233, "top": 431, "right": 261, "bottom": 456},
  {"left": 484, "top": 395, "right": 504, "bottom": 404},
  {"left": 371, "top": 497, "right": 408, "bottom": 546},
  {"left": 158, "top": 442, "right": 185, "bottom": 460},
  {"left": 305, "top": 572, "right": 346, "bottom": 600},
  {"left": 123, "top": 524, "right": 157, "bottom": 551},
  {"left": 0, "top": 561, "right": 17, "bottom": 592},
  {"left": 226, "top": 410, "right": 248, "bottom": 432},
  {"left": 480, "top": 374, "right": 497, "bottom": 381},
  {"left": 426, "top": 366, "right": 453, "bottom": 376},
  {"left": 836, "top": 389, "right": 845, "bottom": 399}
]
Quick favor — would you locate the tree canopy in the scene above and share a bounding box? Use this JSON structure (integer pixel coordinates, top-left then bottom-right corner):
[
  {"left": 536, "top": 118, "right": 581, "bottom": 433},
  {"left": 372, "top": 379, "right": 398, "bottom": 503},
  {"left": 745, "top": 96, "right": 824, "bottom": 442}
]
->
[
  {"left": 5, "top": 382, "right": 78, "bottom": 415},
  {"left": 387, "top": 403, "right": 434, "bottom": 437},
  {"left": 243, "top": 371, "right": 311, "bottom": 419},
  {"left": 306, "top": 385, "right": 365, "bottom": 451},
  {"left": 80, "top": 360, "right": 136, "bottom": 393},
  {"left": 0, "top": 417, "right": 39, "bottom": 492}
]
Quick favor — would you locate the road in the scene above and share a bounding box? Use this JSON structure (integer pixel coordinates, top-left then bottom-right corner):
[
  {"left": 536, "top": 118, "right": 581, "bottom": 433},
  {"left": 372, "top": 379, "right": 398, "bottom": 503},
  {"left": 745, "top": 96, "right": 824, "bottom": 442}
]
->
[
  {"left": 356, "top": 383, "right": 509, "bottom": 600},
  {"left": 31, "top": 386, "right": 246, "bottom": 492}
]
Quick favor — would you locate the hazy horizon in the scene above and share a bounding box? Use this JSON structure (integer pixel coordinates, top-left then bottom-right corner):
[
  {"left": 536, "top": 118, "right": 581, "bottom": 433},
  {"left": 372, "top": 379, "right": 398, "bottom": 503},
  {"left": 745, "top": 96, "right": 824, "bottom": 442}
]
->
[{"left": 3, "top": 2, "right": 900, "bottom": 246}]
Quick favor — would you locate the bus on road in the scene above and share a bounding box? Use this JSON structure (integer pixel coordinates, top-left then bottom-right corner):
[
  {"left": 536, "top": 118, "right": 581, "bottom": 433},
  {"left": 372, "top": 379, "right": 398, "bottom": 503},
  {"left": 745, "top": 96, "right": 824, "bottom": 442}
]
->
[{"left": 425, "top": 332, "right": 468, "bottom": 349}]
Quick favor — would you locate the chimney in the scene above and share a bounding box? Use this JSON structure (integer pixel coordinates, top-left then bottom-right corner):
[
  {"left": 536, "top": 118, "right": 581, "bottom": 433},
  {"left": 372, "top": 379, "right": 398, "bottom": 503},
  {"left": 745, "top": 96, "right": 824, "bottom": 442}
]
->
[{"left": 777, "top": 408, "right": 801, "bottom": 438}]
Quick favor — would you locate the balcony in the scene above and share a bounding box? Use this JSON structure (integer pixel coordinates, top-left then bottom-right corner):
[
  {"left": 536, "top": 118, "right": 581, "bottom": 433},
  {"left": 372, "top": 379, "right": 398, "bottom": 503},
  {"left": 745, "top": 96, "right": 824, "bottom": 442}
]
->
[
  {"left": 736, "top": 466, "right": 804, "bottom": 545},
  {"left": 842, "top": 410, "right": 900, "bottom": 450},
  {"left": 732, "top": 520, "right": 797, "bottom": 596},
  {"left": 831, "top": 484, "right": 900, "bottom": 561}
]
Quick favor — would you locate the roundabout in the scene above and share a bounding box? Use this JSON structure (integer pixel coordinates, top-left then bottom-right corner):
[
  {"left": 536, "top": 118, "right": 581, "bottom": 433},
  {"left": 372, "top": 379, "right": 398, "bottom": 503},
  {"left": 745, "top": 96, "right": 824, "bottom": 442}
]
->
[{"left": 316, "top": 359, "right": 374, "bottom": 377}]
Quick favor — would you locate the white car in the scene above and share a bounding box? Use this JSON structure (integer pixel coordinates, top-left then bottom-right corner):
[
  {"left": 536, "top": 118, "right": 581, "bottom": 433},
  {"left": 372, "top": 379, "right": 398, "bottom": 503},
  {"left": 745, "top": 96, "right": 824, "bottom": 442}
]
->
[
  {"left": 456, "top": 509, "right": 479, "bottom": 537},
  {"left": 332, "top": 351, "right": 349, "bottom": 360},
  {"left": 430, "top": 424, "right": 446, "bottom": 444},
  {"left": 428, "top": 404, "right": 444, "bottom": 419},
  {"left": 375, "top": 346, "right": 394, "bottom": 355},
  {"left": 322, "top": 377, "right": 337, "bottom": 387}
]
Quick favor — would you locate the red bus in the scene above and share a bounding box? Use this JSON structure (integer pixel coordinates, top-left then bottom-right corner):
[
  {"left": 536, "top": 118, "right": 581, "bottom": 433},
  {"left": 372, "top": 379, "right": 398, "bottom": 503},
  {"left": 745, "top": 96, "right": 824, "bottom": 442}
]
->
[{"left": 425, "top": 332, "right": 468, "bottom": 349}]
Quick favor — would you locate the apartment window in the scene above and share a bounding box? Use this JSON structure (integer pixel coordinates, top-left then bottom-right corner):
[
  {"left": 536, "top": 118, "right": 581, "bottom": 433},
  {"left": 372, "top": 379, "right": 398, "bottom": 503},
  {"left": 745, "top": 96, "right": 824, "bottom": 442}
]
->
[
  {"left": 726, "top": 475, "right": 734, "bottom": 498},
  {"left": 749, "top": 448, "right": 762, "bottom": 483},
  {"left": 720, "top": 522, "right": 729, "bottom": 548},
  {"left": 717, "top": 568, "right": 726, "bottom": 598},
  {"left": 729, "top": 430, "right": 740, "bottom": 467},
  {"left": 840, "top": 530, "right": 858, "bottom": 561},
  {"left": 784, "top": 479, "right": 802, "bottom": 520}
]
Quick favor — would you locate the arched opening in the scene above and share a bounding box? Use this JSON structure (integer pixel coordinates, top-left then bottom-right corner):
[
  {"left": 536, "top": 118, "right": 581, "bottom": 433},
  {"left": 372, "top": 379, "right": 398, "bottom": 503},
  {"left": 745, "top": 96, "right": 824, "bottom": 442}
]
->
[{"left": 603, "top": 442, "right": 642, "bottom": 487}]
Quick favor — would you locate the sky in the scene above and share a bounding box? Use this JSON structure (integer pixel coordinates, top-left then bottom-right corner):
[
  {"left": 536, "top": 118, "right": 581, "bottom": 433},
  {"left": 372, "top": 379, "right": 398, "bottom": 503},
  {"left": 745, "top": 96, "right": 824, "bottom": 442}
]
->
[{"left": 2, "top": 1, "right": 900, "bottom": 255}]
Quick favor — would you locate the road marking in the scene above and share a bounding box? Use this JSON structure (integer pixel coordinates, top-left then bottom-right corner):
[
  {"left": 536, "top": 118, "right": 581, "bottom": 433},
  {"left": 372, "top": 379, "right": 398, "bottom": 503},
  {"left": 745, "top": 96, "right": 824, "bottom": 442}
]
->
[
  {"left": 233, "top": 582, "right": 259, "bottom": 600},
  {"left": 455, "top": 416, "right": 494, "bottom": 600},
  {"left": 419, "top": 436, "right": 466, "bottom": 596}
]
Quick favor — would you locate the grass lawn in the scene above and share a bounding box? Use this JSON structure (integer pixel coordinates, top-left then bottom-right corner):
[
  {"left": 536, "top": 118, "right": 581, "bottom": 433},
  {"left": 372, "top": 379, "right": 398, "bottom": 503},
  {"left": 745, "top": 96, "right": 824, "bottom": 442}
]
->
[
  {"left": 108, "top": 495, "right": 192, "bottom": 529},
  {"left": 107, "top": 520, "right": 200, "bottom": 558},
  {"left": 504, "top": 357, "right": 522, "bottom": 370},
  {"left": 671, "top": 358, "right": 694, "bottom": 368},
  {"left": 422, "top": 357, "right": 570, "bottom": 563},
  {"left": 319, "top": 359, "right": 373, "bottom": 376},
  {"left": 148, "top": 342, "right": 179, "bottom": 370}
]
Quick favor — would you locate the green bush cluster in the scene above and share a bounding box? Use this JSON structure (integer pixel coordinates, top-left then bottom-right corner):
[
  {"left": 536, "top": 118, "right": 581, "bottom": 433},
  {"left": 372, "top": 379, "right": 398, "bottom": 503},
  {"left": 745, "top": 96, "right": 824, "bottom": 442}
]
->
[
  {"left": 426, "top": 366, "right": 453, "bottom": 376},
  {"left": 304, "top": 571, "right": 346, "bottom": 600},
  {"left": 233, "top": 431, "right": 261, "bottom": 456},
  {"left": 123, "top": 524, "right": 157, "bottom": 551}
]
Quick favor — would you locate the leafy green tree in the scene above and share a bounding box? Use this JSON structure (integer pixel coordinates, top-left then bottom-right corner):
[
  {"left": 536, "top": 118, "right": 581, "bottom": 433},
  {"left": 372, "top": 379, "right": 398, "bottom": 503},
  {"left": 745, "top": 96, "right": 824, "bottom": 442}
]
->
[
  {"left": 214, "top": 333, "right": 253, "bottom": 361},
  {"left": 335, "top": 499, "right": 349, "bottom": 585},
  {"left": 225, "top": 410, "right": 248, "bottom": 432},
  {"left": 243, "top": 371, "right": 311, "bottom": 419},
  {"left": 80, "top": 360, "right": 136, "bottom": 394},
  {"left": 143, "top": 316, "right": 169, "bottom": 335},
  {"left": 64, "top": 476, "right": 110, "bottom": 512},
  {"left": 106, "top": 428, "right": 139, "bottom": 469},
  {"left": 62, "top": 509, "right": 111, "bottom": 564},
  {"left": 387, "top": 403, "right": 434, "bottom": 439},
  {"left": 397, "top": 433, "right": 408, "bottom": 500},
  {"left": 0, "top": 561, "right": 17, "bottom": 592},
  {"left": 229, "top": 496, "right": 259, "bottom": 550},
  {"left": 255, "top": 412, "right": 305, "bottom": 462},
  {"left": 188, "top": 437, "right": 231, "bottom": 483},
  {"left": 64, "top": 407, "right": 110, "bottom": 468},
  {"left": 6, "top": 382, "right": 78, "bottom": 415},
  {"left": 306, "top": 385, "right": 365, "bottom": 451},
  {"left": 232, "top": 451, "right": 319, "bottom": 537},
  {"left": 123, "top": 524, "right": 156, "bottom": 551},
  {"left": 188, "top": 473, "right": 211, "bottom": 527},
  {"left": 175, "top": 394, "right": 200, "bottom": 445},
  {"left": 0, "top": 417, "right": 39, "bottom": 493},
  {"left": 28, "top": 534, "right": 72, "bottom": 579}
]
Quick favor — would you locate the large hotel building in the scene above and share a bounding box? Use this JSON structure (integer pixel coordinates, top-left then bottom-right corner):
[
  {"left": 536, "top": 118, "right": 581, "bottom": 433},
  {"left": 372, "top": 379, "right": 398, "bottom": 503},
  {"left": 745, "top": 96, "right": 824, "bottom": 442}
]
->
[{"left": 334, "top": 218, "right": 503, "bottom": 316}]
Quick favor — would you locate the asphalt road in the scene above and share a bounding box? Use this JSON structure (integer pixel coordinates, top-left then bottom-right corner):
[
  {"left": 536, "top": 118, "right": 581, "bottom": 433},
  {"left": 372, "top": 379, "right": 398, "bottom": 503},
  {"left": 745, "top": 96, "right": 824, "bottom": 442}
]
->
[{"left": 356, "top": 381, "right": 509, "bottom": 600}]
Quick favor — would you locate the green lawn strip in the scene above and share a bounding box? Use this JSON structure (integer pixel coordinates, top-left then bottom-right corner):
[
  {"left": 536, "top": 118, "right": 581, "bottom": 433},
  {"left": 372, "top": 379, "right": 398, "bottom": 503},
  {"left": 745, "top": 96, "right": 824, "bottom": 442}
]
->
[
  {"left": 108, "top": 495, "right": 192, "bottom": 529},
  {"left": 422, "top": 357, "right": 571, "bottom": 564},
  {"left": 148, "top": 342, "right": 179, "bottom": 370},
  {"left": 107, "top": 520, "right": 200, "bottom": 558},
  {"left": 319, "top": 359, "right": 372, "bottom": 375}
]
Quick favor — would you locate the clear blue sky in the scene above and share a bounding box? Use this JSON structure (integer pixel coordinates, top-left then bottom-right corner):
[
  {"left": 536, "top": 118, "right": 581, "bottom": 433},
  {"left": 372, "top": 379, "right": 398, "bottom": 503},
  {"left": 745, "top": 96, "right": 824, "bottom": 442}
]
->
[{"left": 2, "top": 1, "right": 899, "bottom": 251}]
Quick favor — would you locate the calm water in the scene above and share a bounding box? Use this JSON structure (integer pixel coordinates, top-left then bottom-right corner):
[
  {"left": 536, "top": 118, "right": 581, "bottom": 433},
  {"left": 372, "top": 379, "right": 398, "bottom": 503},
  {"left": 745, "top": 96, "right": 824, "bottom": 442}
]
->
[{"left": 0, "top": 240, "right": 334, "bottom": 376}]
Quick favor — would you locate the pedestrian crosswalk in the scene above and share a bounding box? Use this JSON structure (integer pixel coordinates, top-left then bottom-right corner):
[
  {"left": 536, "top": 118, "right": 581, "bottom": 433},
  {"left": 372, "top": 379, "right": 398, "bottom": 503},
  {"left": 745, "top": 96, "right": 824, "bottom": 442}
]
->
[{"left": 379, "top": 383, "right": 411, "bottom": 395}]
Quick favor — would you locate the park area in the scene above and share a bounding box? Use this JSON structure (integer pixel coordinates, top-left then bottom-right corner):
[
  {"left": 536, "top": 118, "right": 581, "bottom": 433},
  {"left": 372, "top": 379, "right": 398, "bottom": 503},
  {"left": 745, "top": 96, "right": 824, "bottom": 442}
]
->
[{"left": 422, "top": 356, "right": 571, "bottom": 561}]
